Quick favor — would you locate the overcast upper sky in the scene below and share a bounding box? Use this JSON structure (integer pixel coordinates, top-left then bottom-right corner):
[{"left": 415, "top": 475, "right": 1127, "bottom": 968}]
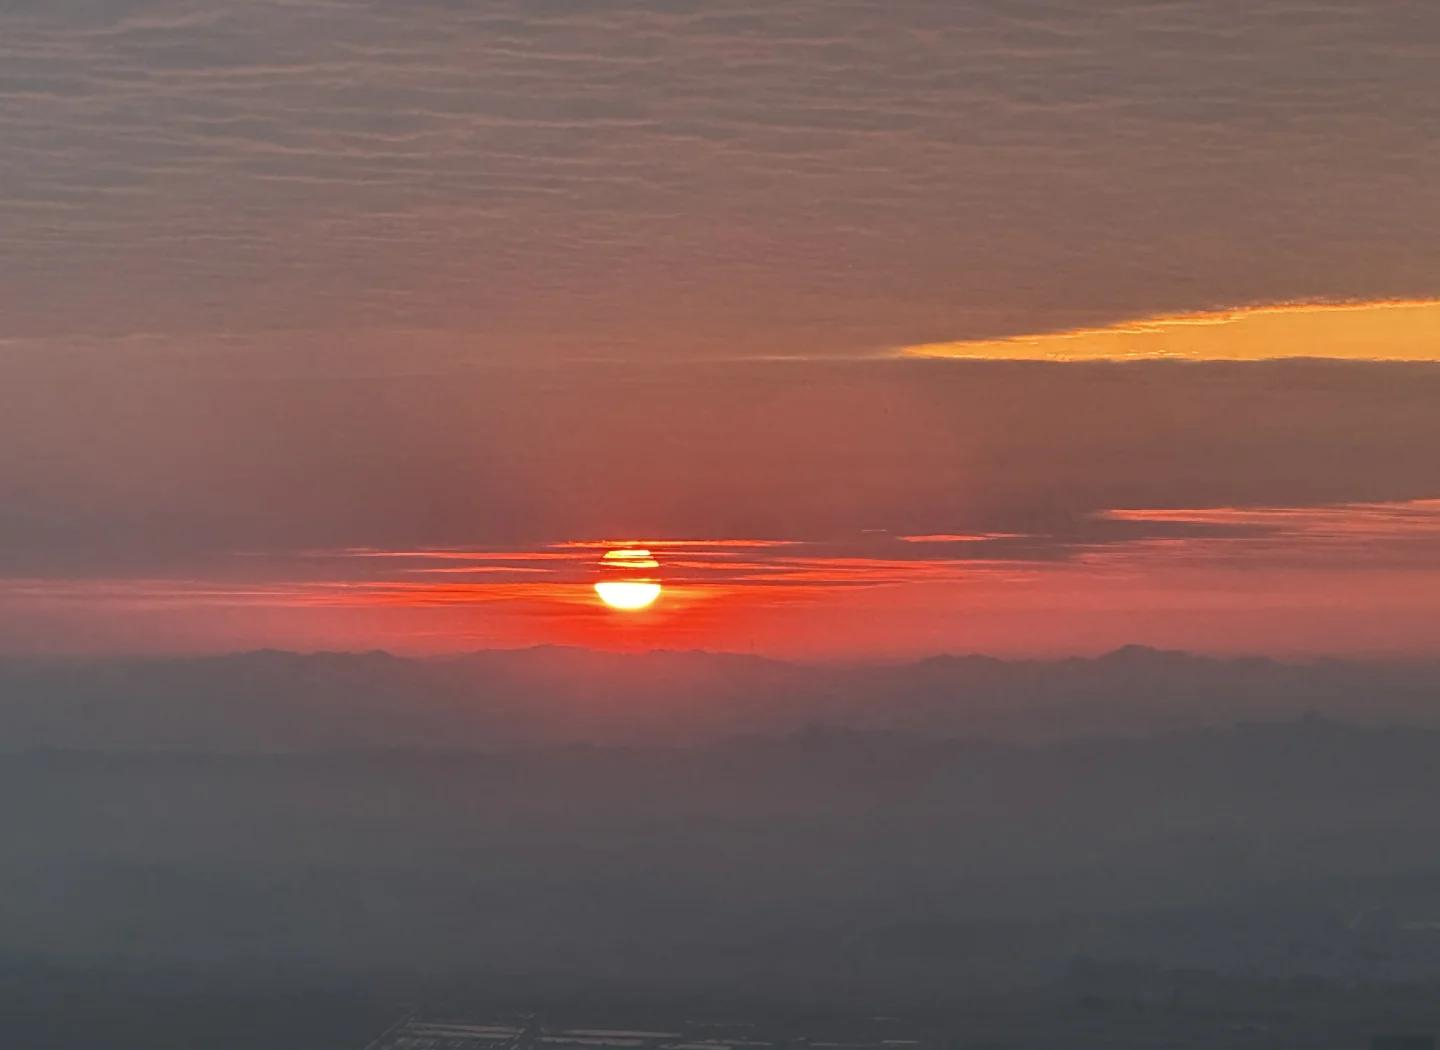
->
[{"left": 3, "top": 0, "right": 1438, "bottom": 361}]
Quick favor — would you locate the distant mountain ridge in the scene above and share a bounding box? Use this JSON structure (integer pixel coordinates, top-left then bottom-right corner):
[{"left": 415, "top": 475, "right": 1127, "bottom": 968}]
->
[{"left": 2, "top": 645, "right": 1439, "bottom": 753}]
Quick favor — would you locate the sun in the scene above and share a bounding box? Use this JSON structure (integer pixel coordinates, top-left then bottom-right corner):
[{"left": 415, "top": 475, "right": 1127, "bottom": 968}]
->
[
  {"left": 594, "top": 548, "right": 662, "bottom": 611},
  {"left": 595, "top": 580, "right": 662, "bottom": 611}
]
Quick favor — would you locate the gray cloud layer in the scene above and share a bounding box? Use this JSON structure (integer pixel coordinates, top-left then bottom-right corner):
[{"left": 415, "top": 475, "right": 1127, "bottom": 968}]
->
[
  {"left": 3, "top": 357, "right": 1439, "bottom": 575},
  {"left": 2, "top": 0, "right": 1438, "bottom": 359}
]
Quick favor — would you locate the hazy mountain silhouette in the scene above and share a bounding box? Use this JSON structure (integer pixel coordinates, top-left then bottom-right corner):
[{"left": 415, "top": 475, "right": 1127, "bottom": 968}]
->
[{"left": 3, "top": 645, "right": 1440, "bottom": 753}]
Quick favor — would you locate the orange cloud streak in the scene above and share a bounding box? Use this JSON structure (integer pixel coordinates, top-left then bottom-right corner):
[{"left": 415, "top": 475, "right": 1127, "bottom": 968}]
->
[
  {"left": 904, "top": 299, "right": 1440, "bottom": 361},
  {"left": 5, "top": 500, "right": 1440, "bottom": 657}
]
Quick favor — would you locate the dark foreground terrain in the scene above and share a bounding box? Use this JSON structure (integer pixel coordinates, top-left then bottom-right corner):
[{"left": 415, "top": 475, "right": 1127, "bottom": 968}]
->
[
  {"left": 4, "top": 961, "right": 1440, "bottom": 1050},
  {"left": 6, "top": 649, "right": 1440, "bottom": 1047}
]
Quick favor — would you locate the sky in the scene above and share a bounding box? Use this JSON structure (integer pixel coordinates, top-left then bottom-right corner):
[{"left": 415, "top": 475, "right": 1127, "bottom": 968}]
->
[{"left": 2, "top": 0, "right": 1439, "bottom": 657}]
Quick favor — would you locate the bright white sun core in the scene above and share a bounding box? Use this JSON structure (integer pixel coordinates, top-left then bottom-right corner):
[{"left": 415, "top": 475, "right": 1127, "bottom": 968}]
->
[{"left": 594, "top": 548, "right": 662, "bottom": 611}]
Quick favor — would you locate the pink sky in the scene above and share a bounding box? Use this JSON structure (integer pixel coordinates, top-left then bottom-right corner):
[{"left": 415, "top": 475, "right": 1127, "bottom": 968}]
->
[{"left": 5, "top": 501, "right": 1439, "bottom": 659}]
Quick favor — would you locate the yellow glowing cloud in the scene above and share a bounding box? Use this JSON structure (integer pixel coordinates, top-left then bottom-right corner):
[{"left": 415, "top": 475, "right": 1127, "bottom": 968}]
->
[
  {"left": 601, "top": 548, "right": 660, "bottom": 569},
  {"left": 903, "top": 299, "right": 1440, "bottom": 361}
]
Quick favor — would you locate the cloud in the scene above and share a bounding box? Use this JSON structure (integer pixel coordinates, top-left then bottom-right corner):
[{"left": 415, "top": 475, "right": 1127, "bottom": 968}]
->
[
  {"left": 0, "top": 0, "right": 1436, "bottom": 360},
  {"left": 9, "top": 498, "right": 1440, "bottom": 610},
  {"left": 3, "top": 356, "right": 1440, "bottom": 579},
  {"left": 6, "top": 496, "right": 1440, "bottom": 658},
  {"left": 904, "top": 300, "right": 1440, "bottom": 361}
]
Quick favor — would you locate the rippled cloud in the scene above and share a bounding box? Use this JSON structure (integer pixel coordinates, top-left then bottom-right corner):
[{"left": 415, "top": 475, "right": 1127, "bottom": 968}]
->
[{"left": 1, "top": 0, "right": 1437, "bottom": 360}]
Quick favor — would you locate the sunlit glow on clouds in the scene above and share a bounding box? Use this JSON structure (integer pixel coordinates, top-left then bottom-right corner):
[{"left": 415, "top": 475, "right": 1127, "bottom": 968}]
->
[
  {"left": 903, "top": 300, "right": 1440, "bottom": 362},
  {"left": 4, "top": 501, "right": 1440, "bottom": 658},
  {"left": 600, "top": 548, "right": 661, "bottom": 570},
  {"left": 1091, "top": 502, "right": 1440, "bottom": 570}
]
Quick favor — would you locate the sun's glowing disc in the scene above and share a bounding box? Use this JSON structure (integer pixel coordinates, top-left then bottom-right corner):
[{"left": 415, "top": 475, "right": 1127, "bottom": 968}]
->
[{"left": 594, "top": 579, "right": 662, "bottom": 611}]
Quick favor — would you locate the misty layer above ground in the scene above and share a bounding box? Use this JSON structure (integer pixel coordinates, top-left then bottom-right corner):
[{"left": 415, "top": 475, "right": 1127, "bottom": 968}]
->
[{"left": 6, "top": 692, "right": 1440, "bottom": 994}]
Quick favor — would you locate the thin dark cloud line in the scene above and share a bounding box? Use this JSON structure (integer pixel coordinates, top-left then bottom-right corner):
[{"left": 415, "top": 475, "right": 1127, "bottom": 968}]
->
[{"left": 5, "top": 498, "right": 1437, "bottom": 613}]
